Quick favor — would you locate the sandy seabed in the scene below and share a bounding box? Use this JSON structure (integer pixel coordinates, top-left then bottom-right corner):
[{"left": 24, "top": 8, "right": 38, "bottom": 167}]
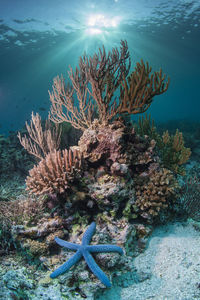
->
[{"left": 98, "top": 221, "right": 200, "bottom": 300}]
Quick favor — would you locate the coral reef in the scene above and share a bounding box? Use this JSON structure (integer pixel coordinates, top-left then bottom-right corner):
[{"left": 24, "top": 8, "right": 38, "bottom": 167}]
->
[
  {"left": 0, "top": 219, "right": 139, "bottom": 299},
  {"left": 0, "top": 269, "right": 34, "bottom": 300},
  {"left": 161, "top": 129, "right": 191, "bottom": 175},
  {"left": 19, "top": 42, "right": 176, "bottom": 224},
  {"left": 49, "top": 40, "right": 169, "bottom": 130},
  {"left": 75, "top": 119, "right": 125, "bottom": 164},
  {"left": 135, "top": 114, "right": 191, "bottom": 175},
  {"left": 7, "top": 116, "right": 179, "bottom": 262},
  {"left": 1, "top": 40, "right": 193, "bottom": 297},
  {"left": 0, "top": 214, "right": 13, "bottom": 255},
  {"left": 0, "top": 133, "right": 34, "bottom": 200}
]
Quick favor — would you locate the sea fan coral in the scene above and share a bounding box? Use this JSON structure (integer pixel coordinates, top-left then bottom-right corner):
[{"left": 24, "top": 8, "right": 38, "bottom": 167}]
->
[
  {"left": 49, "top": 40, "right": 169, "bottom": 130},
  {"left": 182, "top": 174, "right": 200, "bottom": 221},
  {"left": 26, "top": 149, "right": 82, "bottom": 195}
]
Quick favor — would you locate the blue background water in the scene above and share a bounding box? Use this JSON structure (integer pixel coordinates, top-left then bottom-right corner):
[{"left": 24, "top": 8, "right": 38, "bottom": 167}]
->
[{"left": 0, "top": 0, "right": 199, "bottom": 135}]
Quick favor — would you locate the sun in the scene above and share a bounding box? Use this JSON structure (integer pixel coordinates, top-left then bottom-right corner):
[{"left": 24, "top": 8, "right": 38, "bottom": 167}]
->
[{"left": 85, "top": 14, "right": 120, "bottom": 35}]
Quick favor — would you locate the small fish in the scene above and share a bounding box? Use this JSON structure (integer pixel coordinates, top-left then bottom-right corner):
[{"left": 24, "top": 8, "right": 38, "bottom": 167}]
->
[{"left": 39, "top": 107, "right": 46, "bottom": 111}]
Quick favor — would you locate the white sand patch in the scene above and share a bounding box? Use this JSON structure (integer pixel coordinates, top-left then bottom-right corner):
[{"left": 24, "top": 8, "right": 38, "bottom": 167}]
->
[{"left": 121, "top": 221, "right": 200, "bottom": 300}]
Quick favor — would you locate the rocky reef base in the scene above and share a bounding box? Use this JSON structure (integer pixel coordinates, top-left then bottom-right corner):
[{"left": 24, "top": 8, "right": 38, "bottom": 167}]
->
[{"left": 1, "top": 219, "right": 200, "bottom": 300}]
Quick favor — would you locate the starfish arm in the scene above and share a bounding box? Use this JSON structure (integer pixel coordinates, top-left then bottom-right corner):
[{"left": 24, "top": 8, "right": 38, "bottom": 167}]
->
[
  {"left": 82, "top": 222, "right": 96, "bottom": 245},
  {"left": 83, "top": 250, "right": 111, "bottom": 288},
  {"left": 54, "top": 237, "right": 80, "bottom": 251},
  {"left": 50, "top": 250, "right": 82, "bottom": 278},
  {"left": 87, "top": 245, "right": 123, "bottom": 255}
]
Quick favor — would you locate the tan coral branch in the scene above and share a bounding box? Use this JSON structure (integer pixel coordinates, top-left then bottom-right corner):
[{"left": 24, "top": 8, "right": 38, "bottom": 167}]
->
[
  {"left": 18, "top": 112, "right": 61, "bottom": 160},
  {"left": 119, "top": 60, "right": 170, "bottom": 116},
  {"left": 26, "top": 149, "right": 82, "bottom": 195}
]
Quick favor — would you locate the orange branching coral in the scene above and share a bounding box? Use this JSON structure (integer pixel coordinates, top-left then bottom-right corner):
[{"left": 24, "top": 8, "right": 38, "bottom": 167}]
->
[
  {"left": 119, "top": 60, "right": 169, "bottom": 115},
  {"left": 26, "top": 149, "right": 82, "bottom": 195},
  {"left": 135, "top": 168, "right": 177, "bottom": 217},
  {"left": 49, "top": 40, "right": 169, "bottom": 131}
]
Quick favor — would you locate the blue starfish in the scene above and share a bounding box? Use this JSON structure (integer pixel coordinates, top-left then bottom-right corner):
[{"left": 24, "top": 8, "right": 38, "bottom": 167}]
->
[{"left": 50, "top": 222, "right": 123, "bottom": 287}]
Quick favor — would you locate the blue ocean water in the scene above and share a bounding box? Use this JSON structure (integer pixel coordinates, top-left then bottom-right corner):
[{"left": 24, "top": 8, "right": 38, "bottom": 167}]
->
[{"left": 0, "top": 0, "right": 199, "bottom": 135}]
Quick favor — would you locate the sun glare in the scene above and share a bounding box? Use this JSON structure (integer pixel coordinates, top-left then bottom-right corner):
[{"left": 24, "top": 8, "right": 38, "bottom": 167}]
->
[{"left": 86, "top": 14, "right": 119, "bottom": 35}]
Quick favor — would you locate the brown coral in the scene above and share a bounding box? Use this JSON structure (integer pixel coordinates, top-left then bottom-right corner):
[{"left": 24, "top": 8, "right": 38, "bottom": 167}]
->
[
  {"left": 0, "top": 196, "right": 45, "bottom": 226},
  {"left": 26, "top": 148, "right": 82, "bottom": 195},
  {"left": 119, "top": 59, "right": 169, "bottom": 115},
  {"left": 161, "top": 129, "right": 191, "bottom": 175},
  {"left": 49, "top": 41, "right": 169, "bottom": 130},
  {"left": 74, "top": 119, "right": 158, "bottom": 174},
  {"left": 75, "top": 119, "right": 125, "bottom": 164},
  {"left": 135, "top": 115, "right": 191, "bottom": 175},
  {"left": 23, "top": 239, "right": 49, "bottom": 256},
  {"left": 11, "top": 214, "right": 66, "bottom": 255},
  {"left": 135, "top": 168, "right": 177, "bottom": 218}
]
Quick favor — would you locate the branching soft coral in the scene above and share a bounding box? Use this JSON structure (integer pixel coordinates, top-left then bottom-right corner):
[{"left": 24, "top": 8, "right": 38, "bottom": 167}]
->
[
  {"left": 135, "top": 114, "right": 191, "bottom": 175},
  {"left": 161, "top": 129, "right": 191, "bottom": 175},
  {"left": 119, "top": 60, "right": 169, "bottom": 115},
  {"left": 49, "top": 40, "right": 169, "bottom": 131},
  {"left": 18, "top": 112, "right": 61, "bottom": 160}
]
